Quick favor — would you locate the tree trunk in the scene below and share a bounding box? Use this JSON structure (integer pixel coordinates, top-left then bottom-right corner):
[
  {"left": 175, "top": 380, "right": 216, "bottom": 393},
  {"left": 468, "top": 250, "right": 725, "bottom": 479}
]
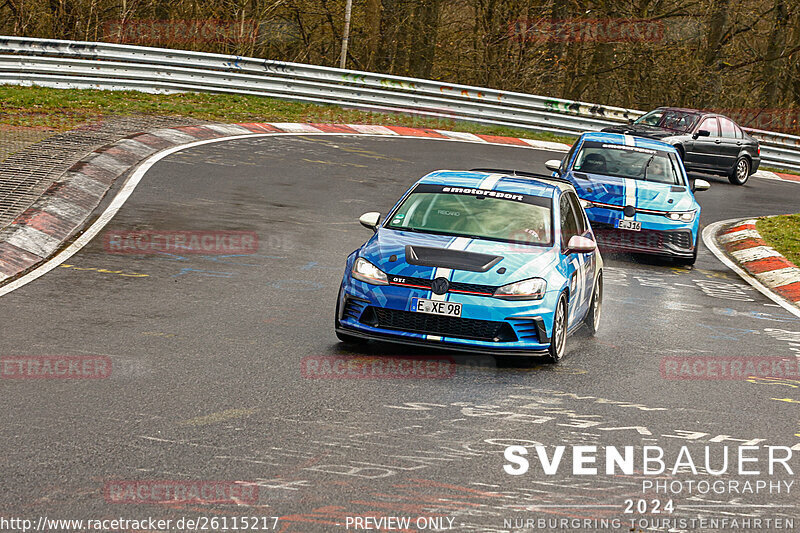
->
[
  {"left": 760, "top": 0, "right": 788, "bottom": 107},
  {"left": 364, "top": 0, "right": 381, "bottom": 71},
  {"left": 407, "top": 0, "right": 441, "bottom": 78}
]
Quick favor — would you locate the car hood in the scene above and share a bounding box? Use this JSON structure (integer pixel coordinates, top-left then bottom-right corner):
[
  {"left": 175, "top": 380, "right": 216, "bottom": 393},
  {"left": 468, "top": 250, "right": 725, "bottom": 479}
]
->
[
  {"left": 359, "top": 229, "right": 560, "bottom": 285},
  {"left": 570, "top": 172, "right": 696, "bottom": 212}
]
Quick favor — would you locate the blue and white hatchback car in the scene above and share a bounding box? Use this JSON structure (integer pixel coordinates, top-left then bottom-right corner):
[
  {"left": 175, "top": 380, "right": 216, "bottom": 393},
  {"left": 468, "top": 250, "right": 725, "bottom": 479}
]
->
[
  {"left": 546, "top": 132, "right": 710, "bottom": 265},
  {"left": 335, "top": 169, "right": 603, "bottom": 362}
]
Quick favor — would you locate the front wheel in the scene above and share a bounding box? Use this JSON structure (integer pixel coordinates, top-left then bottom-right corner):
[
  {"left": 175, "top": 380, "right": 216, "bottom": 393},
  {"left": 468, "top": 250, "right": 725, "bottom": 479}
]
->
[
  {"left": 728, "top": 156, "right": 750, "bottom": 185},
  {"left": 547, "top": 294, "right": 568, "bottom": 363},
  {"left": 674, "top": 233, "right": 700, "bottom": 266},
  {"left": 583, "top": 274, "right": 603, "bottom": 336}
]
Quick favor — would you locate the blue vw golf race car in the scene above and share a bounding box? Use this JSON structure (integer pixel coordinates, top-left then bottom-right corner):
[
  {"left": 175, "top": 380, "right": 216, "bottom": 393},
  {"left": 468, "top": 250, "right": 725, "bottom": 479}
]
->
[
  {"left": 545, "top": 132, "right": 710, "bottom": 265},
  {"left": 335, "top": 169, "right": 603, "bottom": 362}
]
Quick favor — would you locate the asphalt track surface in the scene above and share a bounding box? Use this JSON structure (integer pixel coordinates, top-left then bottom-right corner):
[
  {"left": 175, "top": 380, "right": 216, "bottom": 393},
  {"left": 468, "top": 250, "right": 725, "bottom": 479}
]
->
[{"left": 1, "top": 135, "right": 800, "bottom": 532}]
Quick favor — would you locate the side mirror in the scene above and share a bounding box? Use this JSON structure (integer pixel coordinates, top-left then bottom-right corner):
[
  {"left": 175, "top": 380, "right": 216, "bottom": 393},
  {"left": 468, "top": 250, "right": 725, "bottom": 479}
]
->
[
  {"left": 566, "top": 235, "right": 597, "bottom": 254},
  {"left": 359, "top": 212, "right": 381, "bottom": 231},
  {"left": 692, "top": 179, "right": 710, "bottom": 192},
  {"left": 693, "top": 129, "right": 710, "bottom": 140},
  {"left": 545, "top": 159, "right": 562, "bottom": 173},
  {"left": 627, "top": 118, "right": 635, "bottom": 124}
]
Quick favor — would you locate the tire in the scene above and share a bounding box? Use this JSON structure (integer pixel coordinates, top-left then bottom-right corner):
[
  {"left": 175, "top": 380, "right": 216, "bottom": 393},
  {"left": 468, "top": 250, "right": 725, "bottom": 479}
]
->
[
  {"left": 334, "top": 290, "right": 366, "bottom": 345},
  {"left": 583, "top": 274, "right": 602, "bottom": 336},
  {"left": 674, "top": 232, "right": 700, "bottom": 266},
  {"left": 547, "top": 294, "right": 568, "bottom": 363},
  {"left": 728, "top": 156, "right": 750, "bottom": 185}
]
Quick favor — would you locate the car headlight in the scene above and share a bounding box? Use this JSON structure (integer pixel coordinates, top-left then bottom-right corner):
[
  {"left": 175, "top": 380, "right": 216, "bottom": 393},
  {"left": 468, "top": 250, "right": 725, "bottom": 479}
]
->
[
  {"left": 352, "top": 257, "right": 388, "bottom": 285},
  {"left": 493, "top": 277, "right": 547, "bottom": 300},
  {"left": 665, "top": 211, "right": 696, "bottom": 222}
]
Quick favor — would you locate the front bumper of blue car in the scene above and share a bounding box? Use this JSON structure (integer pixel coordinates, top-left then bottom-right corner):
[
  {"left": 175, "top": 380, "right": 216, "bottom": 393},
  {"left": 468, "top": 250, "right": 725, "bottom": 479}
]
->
[
  {"left": 336, "top": 276, "right": 559, "bottom": 355},
  {"left": 585, "top": 207, "right": 699, "bottom": 258}
]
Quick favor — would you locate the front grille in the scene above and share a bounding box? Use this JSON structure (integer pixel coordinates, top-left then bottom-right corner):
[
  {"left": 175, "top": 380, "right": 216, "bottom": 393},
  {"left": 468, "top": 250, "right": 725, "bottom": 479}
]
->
[
  {"left": 359, "top": 306, "right": 518, "bottom": 342},
  {"left": 594, "top": 227, "right": 664, "bottom": 250},
  {"left": 342, "top": 297, "right": 368, "bottom": 320},
  {"left": 665, "top": 230, "right": 693, "bottom": 249},
  {"left": 508, "top": 317, "right": 544, "bottom": 342},
  {"left": 592, "top": 223, "right": 693, "bottom": 251},
  {"left": 389, "top": 276, "right": 497, "bottom": 296}
]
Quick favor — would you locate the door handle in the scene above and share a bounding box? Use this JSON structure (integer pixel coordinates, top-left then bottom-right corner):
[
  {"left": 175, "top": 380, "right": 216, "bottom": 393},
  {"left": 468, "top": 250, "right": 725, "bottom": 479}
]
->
[
  {"left": 714, "top": 139, "right": 721, "bottom": 144},
  {"left": 736, "top": 141, "right": 742, "bottom": 146}
]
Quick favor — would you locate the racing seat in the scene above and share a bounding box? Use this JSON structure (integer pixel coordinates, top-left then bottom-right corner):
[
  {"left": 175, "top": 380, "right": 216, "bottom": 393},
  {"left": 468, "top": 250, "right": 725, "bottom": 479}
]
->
[{"left": 582, "top": 153, "right": 607, "bottom": 174}]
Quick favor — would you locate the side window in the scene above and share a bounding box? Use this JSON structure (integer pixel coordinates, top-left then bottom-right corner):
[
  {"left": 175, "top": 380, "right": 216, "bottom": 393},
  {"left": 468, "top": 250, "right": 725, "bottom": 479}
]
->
[
  {"left": 561, "top": 142, "right": 578, "bottom": 172},
  {"left": 566, "top": 193, "right": 587, "bottom": 236},
  {"left": 719, "top": 118, "right": 737, "bottom": 138},
  {"left": 734, "top": 125, "right": 744, "bottom": 139},
  {"left": 698, "top": 117, "right": 719, "bottom": 137},
  {"left": 559, "top": 195, "right": 580, "bottom": 247}
]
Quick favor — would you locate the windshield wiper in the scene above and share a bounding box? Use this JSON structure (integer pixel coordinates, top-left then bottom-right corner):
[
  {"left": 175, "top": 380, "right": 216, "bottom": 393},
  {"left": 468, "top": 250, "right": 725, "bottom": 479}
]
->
[
  {"left": 642, "top": 155, "right": 655, "bottom": 182},
  {"left": 388, "top": 226, "right": 481, "bottom": 240}
]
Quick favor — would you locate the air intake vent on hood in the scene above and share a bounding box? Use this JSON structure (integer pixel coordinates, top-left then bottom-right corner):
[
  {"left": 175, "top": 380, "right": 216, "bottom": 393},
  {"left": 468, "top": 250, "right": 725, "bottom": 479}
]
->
[{"left": 405, "top": 245, "right": 502, "bottom": 272}]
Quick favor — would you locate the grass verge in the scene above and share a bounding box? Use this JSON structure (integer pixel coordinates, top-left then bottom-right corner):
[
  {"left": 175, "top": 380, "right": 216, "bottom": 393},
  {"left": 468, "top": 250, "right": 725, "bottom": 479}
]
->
[
  {"left": 0, "top": 85, "right": 575, "bottom": 144},
  {"left": 756, "top": 214, "right": 800, "bottom": 266}
]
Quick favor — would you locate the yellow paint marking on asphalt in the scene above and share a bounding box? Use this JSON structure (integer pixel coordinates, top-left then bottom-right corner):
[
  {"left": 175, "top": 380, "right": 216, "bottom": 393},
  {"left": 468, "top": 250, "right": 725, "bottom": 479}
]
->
[
  {"left": 771, "top": 398, "right": 800, "bottom": 404},
  {"left": 745, "top": 376, "right": 800, "bottom": 388},
  {"left": 695, "top": 268, "right": 734, "bottom": 280},
  {"left": 301, "top": 158, "right": 368, "bottom": 168},
  {"left": 59, "top": 264, "right": 149, "bottom": 278},
  {"left": 179, "top": 408, "right": 259, "bottom": 427},
  {"left": 300, "top": 136, "right": 408, "bottom": 162}
]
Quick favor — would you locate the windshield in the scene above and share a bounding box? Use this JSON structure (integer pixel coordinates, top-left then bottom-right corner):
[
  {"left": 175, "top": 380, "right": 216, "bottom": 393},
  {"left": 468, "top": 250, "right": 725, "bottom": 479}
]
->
[
  {"left": 386, "top": 184, "right": 553, "bottom": 246},
  {"left": 572, "top": 141, "right": 683, "bottom": 184},
  {"left": 634, "top": 109, "right": 700, "bottom": 132}
]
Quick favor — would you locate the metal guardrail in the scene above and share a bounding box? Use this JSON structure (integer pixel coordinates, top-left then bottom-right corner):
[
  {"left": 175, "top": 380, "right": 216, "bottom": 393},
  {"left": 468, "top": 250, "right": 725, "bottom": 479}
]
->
[{"left": 1, "top": 35, "right": 799, "bottom": 172}]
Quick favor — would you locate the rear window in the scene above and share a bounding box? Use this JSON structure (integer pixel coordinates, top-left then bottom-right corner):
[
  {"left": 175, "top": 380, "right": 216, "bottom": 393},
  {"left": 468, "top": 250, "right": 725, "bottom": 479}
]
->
[{"left": 719, "top": 118, "right": 737, "bottom": 139}]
